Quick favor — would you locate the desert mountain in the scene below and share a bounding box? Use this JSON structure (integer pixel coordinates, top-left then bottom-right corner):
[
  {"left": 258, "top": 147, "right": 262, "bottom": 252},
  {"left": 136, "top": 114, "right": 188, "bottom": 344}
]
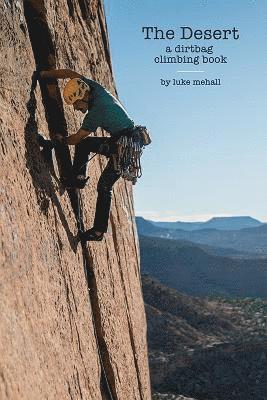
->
[
  {"left": 137, "top": 217, "right": 267, "bottom": 256},
  {"left": 151, "top": 216, "right": 262, "bottom": 231},
  {"left": 140, "top": 235, "right": 267, "bottom": 297}
]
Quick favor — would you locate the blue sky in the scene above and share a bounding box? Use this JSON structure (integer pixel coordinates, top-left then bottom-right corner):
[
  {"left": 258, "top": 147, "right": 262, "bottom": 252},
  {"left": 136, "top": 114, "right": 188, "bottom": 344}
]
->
[{"left": 104, "top": 0, "right": 267, "bottom": 222}]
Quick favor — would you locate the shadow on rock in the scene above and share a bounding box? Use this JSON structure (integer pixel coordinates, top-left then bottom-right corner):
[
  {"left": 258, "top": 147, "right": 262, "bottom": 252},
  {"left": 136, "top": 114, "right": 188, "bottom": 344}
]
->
[{"left": 24, "top": 74, "right": 78, "bottom": 253}]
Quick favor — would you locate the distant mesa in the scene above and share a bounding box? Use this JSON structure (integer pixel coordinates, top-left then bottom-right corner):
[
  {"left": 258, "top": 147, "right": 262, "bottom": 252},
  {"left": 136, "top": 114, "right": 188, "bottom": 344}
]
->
[
  {"left": 149, "top": 216, "right": 263, "bottom": 231},
  {"left": 136, "top": 216, "right": 267, "bottom": 256}
]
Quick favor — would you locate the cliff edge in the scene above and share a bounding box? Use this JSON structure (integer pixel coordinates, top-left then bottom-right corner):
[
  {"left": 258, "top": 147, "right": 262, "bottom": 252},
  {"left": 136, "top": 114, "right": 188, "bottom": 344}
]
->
[{"left": 0, "top": 1, "right": 151, "bottom": 399}]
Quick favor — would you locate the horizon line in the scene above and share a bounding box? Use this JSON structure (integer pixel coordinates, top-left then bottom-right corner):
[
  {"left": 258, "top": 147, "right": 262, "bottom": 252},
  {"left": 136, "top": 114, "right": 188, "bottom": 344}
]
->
[{"left": 135, "top": 213, "right": 266, "bottom": 224}]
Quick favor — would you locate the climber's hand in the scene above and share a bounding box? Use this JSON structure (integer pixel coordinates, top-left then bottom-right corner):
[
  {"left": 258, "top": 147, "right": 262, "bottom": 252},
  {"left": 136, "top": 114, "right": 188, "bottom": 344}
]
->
[
  {"left": 33, "top": 65, "right": 49, "bottom": 81},
  {"left": 39, "top": 70, "right": 51, "bottom": 79},
  {"left": 65, "top": 129, "right": 91, "bottom": 145},
  {"left": 33, "top": 70, "right": 41, "bottom": 81},
  {"left": 54, "top": 134, "right": 63, "bottom": 142},
  {"left": 54, "top": 134, "right": 67, "bottom": 145}
]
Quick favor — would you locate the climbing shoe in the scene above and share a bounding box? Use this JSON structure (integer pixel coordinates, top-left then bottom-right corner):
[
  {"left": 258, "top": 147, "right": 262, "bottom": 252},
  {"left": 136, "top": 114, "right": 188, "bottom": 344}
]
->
[
  {"left": 61, "top": 175, "right": 89, "bottom": 189},
  {"left": 80, "top": 228, "right": 104, "bottom": 242}
]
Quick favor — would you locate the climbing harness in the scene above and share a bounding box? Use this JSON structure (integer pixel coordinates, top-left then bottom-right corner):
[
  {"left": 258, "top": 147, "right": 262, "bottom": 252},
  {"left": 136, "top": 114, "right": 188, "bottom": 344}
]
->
[
  {"left": 38, "top": 126, "right": 151, "bottom": 187},
  {"left": 81, "top": 125, "right": 152, "bottom": 185},
  {"left": 112, "top": 125, "right": 152, "bottom": 185}
]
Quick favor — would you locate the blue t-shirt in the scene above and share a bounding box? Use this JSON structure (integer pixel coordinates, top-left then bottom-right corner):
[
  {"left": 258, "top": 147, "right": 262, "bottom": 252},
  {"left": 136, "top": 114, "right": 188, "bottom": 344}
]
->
[{"left": 80, "top": 77, "right": 134, "bottom": 136}]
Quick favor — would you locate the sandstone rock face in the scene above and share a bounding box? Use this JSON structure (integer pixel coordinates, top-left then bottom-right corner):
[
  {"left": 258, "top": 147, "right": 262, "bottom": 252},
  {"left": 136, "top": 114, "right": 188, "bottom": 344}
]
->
[{"left": 0, "top": 1, "right": 151, "bottom": 399}]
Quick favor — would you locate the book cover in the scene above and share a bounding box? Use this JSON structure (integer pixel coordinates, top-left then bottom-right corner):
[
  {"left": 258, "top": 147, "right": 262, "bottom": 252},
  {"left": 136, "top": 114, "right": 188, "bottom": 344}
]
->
[{"left": 0, "top": 1, "right": 266, "bottom": 399}]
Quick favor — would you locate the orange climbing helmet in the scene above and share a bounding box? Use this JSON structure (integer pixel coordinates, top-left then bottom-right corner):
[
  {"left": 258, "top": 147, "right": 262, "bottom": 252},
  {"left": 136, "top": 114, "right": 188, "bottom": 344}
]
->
[{"left": 63, "top": 78, "right": 90, "bottom": 105}]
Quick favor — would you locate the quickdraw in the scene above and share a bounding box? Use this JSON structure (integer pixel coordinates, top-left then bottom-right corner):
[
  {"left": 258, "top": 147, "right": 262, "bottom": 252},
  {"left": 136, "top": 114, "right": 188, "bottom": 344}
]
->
[{"left": 113, "top": 126, "right": 152, "bottom": 185}]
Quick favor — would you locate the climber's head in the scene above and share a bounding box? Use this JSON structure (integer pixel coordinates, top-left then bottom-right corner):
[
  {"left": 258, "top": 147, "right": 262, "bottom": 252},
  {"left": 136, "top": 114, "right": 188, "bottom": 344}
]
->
[{"left": 63, "top": 78, "right": 90, "bottom": 113}]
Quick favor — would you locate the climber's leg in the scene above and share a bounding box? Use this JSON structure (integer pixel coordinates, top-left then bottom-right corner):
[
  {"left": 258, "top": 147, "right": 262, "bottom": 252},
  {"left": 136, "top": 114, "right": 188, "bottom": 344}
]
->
[
  {"left": 64, "top": 137, "right": 112, "bottom": 189},
  {"left": 81, "top": 158, "right": 121, "bottom": 241},
  {"left": 73, "top": 137, "right": 111, "bottom": 177},
  {"left": 94, "top": 159, "right": 121, "bottom": 233}
]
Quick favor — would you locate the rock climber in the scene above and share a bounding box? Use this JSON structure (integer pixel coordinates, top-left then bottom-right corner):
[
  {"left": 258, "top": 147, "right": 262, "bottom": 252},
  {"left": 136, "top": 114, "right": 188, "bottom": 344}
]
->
[{"left": 37, "top": 68, "right": 140, "bottom": 242}]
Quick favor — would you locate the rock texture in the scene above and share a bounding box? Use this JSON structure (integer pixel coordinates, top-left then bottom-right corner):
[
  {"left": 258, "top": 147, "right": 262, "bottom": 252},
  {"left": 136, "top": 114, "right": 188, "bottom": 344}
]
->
[{"left": 0, "top": 1, "right": 151, "bottom": 399}]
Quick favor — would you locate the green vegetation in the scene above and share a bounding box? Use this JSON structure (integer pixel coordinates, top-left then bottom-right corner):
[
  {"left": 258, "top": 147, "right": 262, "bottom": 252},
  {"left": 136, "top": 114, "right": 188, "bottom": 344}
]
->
[{"left": 144, "top": 275, "right": 267, "bottom": 400}]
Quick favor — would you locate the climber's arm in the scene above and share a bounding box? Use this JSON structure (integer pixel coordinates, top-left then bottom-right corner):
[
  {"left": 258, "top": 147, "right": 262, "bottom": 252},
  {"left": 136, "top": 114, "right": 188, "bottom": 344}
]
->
[
  {"left": 66, "top": 129, "right": 91, "bottom": 145},
  {"left": 40, "top": 69, "right": 82, "bottom": 80},
  {"left": 55, "top": 129, "right": 91, "bottom": 145}
]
